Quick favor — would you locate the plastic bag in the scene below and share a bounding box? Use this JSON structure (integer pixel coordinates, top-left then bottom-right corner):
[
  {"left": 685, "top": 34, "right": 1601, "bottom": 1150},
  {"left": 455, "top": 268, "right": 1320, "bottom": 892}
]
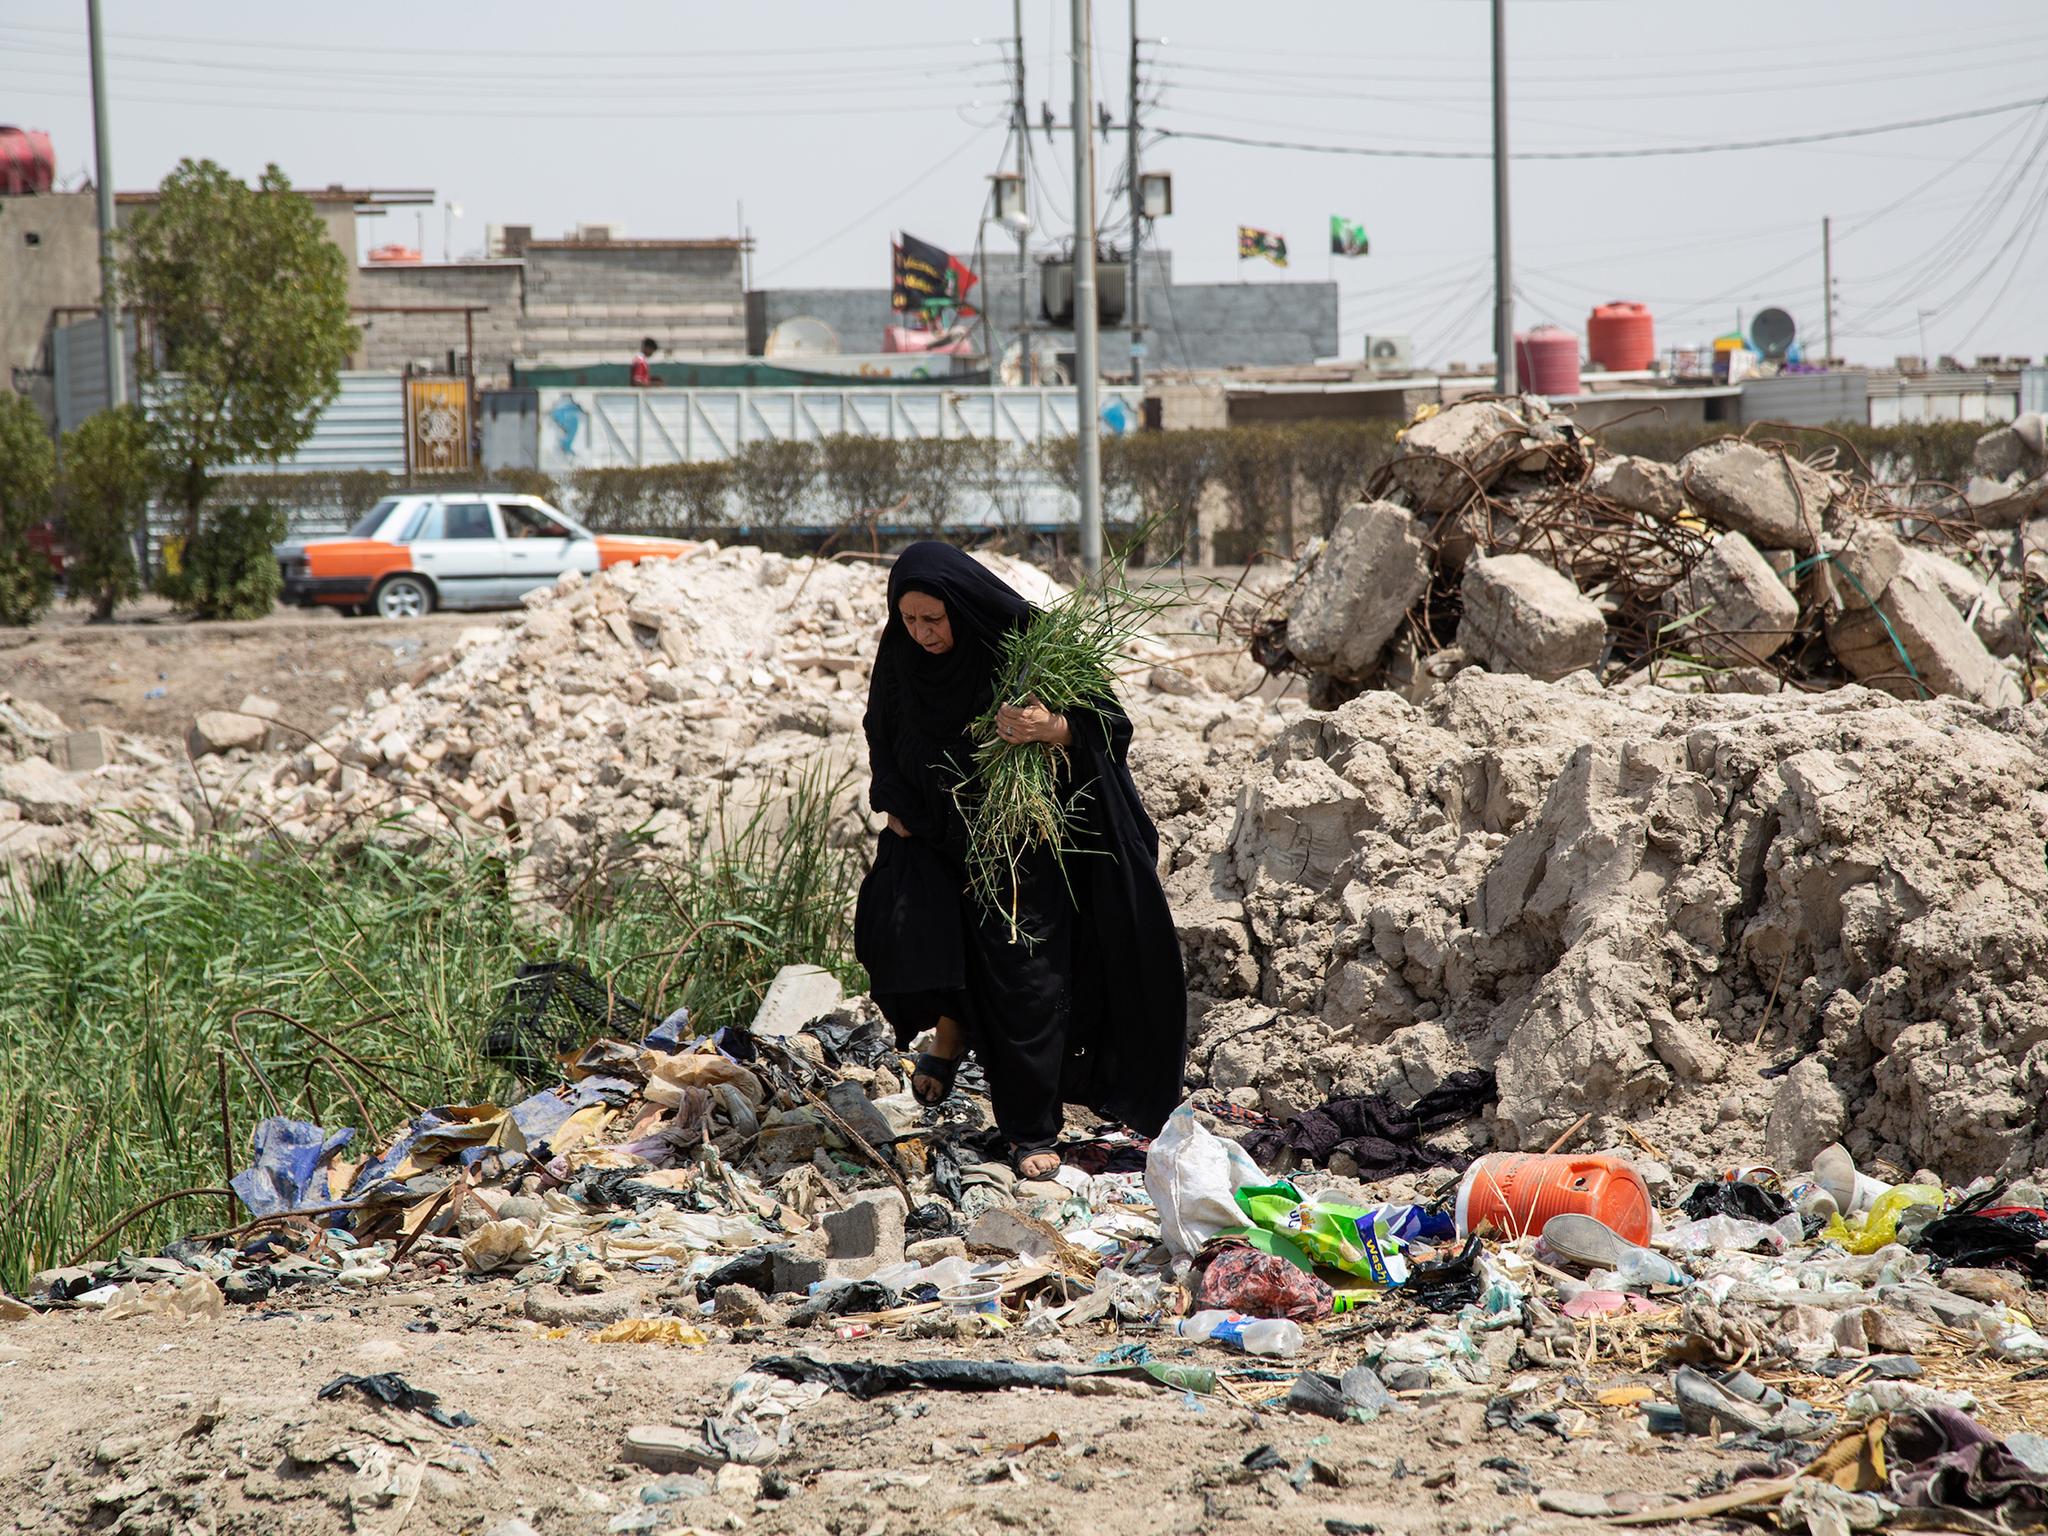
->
[
  {"left": 1236, "top": 1186, "right": 1411, "bottom": 1286},
  {"left": 1823, "top": 1184, "right": 1944, "bottom": 1256},
  {"left": 1143, "top": 1102, "right": 1262, "bottom": 1257}
]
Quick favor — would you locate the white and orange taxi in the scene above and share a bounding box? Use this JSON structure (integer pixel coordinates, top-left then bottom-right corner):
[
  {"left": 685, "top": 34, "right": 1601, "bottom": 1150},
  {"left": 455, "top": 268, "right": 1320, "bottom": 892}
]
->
[{"left": 274, "top": 494, "right": 696, "bottom": 618}]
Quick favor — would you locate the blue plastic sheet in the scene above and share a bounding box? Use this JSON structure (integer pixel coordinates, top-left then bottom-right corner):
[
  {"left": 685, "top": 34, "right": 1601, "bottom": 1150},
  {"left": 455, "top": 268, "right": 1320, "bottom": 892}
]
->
[{"left": 231, "top": 1117, "right": 355, "bottom": 1218}]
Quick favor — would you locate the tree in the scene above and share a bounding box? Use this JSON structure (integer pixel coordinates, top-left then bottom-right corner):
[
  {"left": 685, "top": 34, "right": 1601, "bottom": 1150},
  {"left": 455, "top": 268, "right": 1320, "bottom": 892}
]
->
[
  {"left": 122, "top": 160, "right": 356, "bottom": 536},
  {"left": 59, "top": 406, "right": 158, "bottom": 620},
  {"left": 0, "top": 392, "right": 57, "bottom": 626}
]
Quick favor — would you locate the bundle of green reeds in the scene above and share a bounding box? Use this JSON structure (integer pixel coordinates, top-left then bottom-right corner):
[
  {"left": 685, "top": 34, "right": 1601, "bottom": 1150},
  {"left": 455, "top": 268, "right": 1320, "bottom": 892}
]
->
[{"left": 959, "top": 552, "right": 1171, "bottom": 941}]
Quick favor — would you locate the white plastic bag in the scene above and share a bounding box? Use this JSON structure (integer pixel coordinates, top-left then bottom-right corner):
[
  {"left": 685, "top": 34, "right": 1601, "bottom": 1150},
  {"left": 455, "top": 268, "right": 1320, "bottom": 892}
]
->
[{"left": 1143, "top": 1101, "right": 1263, "bottom": 1257}]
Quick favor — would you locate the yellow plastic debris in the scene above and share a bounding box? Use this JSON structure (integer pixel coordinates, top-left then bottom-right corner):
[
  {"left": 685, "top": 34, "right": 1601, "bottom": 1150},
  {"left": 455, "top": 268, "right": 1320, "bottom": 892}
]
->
[
  {"left": 1821, "top": 1184, "right": 1944, "bottom": 1256},
  {"left": 592, "top": 1318, "right": 709, "bottom": 1346},
  {"left": 1597, "top": 1386, "right": 1655, "bottom": 1408}
]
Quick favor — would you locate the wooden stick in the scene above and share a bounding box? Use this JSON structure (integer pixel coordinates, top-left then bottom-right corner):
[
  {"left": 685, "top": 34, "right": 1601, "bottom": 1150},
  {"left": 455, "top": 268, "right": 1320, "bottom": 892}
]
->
[
  {"left": 1752, "top": 953, "right": 1791, "bottom": 1045},
  {"left": 1620, "top": 1123, "right": 1665, "bottom": 1161},
  {"left": 1544, "top": 1113, "right": 1591, "bottom": 1155}
]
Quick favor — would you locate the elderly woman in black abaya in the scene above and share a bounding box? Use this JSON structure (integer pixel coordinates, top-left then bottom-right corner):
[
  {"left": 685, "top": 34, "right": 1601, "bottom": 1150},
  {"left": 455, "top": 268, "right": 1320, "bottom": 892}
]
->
[{"left": 854, "top": 543, "right": 1187, "bottom": 1180}]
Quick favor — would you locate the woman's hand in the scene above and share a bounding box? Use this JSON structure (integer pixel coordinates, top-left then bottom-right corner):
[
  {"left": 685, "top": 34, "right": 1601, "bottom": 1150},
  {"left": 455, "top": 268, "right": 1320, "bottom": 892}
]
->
[
  {"left": 995, "top": 700, "right": 1072, "bottom": 747},
  {"left": 885, "top": 813, "right": 912, "bottom": 838}
]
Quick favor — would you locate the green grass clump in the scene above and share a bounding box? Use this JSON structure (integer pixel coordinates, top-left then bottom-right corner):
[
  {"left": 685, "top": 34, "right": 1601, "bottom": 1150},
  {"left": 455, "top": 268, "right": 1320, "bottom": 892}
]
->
[
  {"left": 961, "top": 551, "right": 1172, "bottom": 940},
  {"left": 0, "top": 764, "right": 863, "bottom": 1294}
]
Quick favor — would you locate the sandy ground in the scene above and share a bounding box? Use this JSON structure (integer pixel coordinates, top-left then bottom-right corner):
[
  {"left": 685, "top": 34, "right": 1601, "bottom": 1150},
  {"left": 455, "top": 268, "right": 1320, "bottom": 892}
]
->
[
  {"left": 0, "top": 1287, "right": 1738, "bottom": 1536},
  {"left": 0, "top": 599, "right": 507, "bottom": 745}
]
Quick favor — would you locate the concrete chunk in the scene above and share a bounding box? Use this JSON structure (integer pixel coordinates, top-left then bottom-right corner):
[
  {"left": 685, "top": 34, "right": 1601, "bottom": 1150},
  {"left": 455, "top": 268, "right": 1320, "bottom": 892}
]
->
[
  {"left": 1678, "top": 440, "right": 1834, "bottom": 553},
  {"left": 1283, "top": 500, "right": 1431, "bottom": 679},
  {"left": 1457, "top": 553, "right": 1607, "bottom": 682},
  {"left": 1594, "top": 455, "right": 1688, "bottom": 520},
  {"left": 1669, "top": 531, "right": 1800, "bottom": 663},
  {"left": 821, "top": 1192, "right": 906, "bottom": 1280},
  {"left": 748, "top": 964, "right": 843, "bottom": 1039},
  {"left": 1825, "top": 553, "right": 2023, "bottom": 709},
  {"left": 1907, "top": 547, "right": 2021, "bottom": 656},
  {"left": 1389, "top": 398, "right": 1543, "bottom": 512},
  {"left": 186, "top": 710, "right": 268, "bottom": 758},
  {"left": 0, "top": 756, "right": 87, "bottom": 824}
]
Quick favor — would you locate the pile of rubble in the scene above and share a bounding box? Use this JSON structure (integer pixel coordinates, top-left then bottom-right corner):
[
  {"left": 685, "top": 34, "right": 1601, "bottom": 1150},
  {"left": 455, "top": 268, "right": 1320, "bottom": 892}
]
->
[
  {"left": 1199, "top": 398, "right": 2048, "bottom": 1182},
  {"left": 0, "top": 545, "right": 1286, "bottom": 892},
  {"left": 1261, "top": 398, "right": 2044, "bottom": 709}
]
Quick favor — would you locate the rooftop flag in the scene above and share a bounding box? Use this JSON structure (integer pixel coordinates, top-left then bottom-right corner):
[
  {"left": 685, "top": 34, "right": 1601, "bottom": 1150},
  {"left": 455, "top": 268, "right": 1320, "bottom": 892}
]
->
[
  {"left": 1237, "top": 226, "right": 1288, "bottom": 267},
  {"left": 892, "top": 232, "right": 978, "bottom": 319},
  {"left": 1330, "top": 216, "right": 1369, "bottom": 257}
]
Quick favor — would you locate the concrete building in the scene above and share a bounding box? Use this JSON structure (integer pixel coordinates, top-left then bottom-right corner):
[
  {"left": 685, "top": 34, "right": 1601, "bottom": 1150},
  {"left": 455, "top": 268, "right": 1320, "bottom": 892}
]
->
[
  {"left": 0, "top": 183, "right": 410, "bottom": 405},
  {"left": 2, "top": 171, "right": 748, "bottom": 405}
]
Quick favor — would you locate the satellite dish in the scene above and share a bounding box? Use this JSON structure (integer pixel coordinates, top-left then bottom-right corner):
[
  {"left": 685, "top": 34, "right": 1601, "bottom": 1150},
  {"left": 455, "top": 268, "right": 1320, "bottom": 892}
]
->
[
  {"left": 1751, "top": 308, "right": 1797, "bottom": 362},
  {"left": 764, "top": 316, "right": 841, "bottom": 357}
]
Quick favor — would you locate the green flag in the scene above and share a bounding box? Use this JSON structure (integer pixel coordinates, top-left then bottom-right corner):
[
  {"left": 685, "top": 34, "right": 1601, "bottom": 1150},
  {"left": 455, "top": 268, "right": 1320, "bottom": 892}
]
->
[{"left": 1330, "top": 216, "right": 1369, "bottom": 257}]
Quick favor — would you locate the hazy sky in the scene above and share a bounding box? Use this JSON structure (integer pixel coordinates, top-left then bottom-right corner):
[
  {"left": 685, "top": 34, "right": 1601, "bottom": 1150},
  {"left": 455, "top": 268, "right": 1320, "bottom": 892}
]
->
[{"left": 7, "top": 1, "right": 2046, "bottom": 369}]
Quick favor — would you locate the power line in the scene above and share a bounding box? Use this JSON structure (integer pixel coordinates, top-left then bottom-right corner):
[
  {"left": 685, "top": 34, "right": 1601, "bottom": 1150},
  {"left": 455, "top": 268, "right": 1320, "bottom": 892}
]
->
[
  {"left": 1154, "top": 95, "right": 2048, "bottom": 161},
  {"left": 758, "top": 126, "right": 999, "bottom": 280}
]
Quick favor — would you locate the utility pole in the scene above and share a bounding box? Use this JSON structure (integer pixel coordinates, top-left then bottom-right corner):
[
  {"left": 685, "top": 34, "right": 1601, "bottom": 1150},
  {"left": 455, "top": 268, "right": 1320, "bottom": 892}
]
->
[
  {"left": 1127, "top": 0, "right": 1143, "bottom": 389},
  {"left": 1071, "top": 0, "right": 1102, "bottom": 578},
  {"left": 86, "top": 0, "right": 124, "bottom": 413},
  {"left": 1013, "top": 0, "right": 1029, "bottom": 366},
  {"left": 1822, "top": 215, "right": 1834, "bottom": 367},
  {"left": 1490, "top": 0, "right": 1517, "bottom": 395}
]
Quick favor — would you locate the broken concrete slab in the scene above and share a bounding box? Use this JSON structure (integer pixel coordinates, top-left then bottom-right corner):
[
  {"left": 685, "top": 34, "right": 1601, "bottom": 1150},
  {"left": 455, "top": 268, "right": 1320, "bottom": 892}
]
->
[
  {"left": 1388, "top": 397, "right": 1563, "bottom": 512},
  {"left": 1825, "top": 550, "right": 2024, "bottom": 708},
  {"left": 186, "top": 710, "right": 269, "bottom": 758},
  {"left": 1593, "top": 455, "right": 1688, "bottom": 520},
  {"left": 1667, "top": 530, "right": 1800, "bottom": 663},
  {"left": 1457, "top": 553, "right": 1607, "bottom": 681},
  {"left": 1908, "top": 546, "right": 2023, "bottom": 656},
  {"left": 1825, "top": 521, "right": 1905, "bottom": 612},
  {"left": 0, "top": 755, "right": 88, "bottom": 824},
  {"left": 1283, "top": 500, "right": 1431, "bottom": 679},
  {"left": 1678, "top": 440, "right": 1834, "bottom": 553},
  {"left": 748, "top": 965, "right": 844, "bottom": 1039},
  {"left": 821, "top": 1192, "right": 906, "bottom": 1280}
]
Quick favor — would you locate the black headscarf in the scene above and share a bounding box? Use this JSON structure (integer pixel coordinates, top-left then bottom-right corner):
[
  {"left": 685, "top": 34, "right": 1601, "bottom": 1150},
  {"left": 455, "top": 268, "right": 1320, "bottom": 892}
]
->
[{"left": 879, "top": 542, "right": 1034, "bottom": 740}]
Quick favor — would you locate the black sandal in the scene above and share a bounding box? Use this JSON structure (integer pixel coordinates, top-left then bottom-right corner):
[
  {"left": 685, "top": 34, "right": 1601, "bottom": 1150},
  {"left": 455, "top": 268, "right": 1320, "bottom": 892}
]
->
[
  {"left": 911, "top": 1051, "right": 963, "bottom": 1106},
  {"left": 1010, "top": 1142, "right": 1062, "bottom": 1179}
]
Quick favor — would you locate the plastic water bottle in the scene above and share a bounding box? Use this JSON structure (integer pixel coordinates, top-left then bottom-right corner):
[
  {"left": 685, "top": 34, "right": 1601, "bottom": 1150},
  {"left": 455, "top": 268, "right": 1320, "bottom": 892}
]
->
[{"left": 1175, "top": 1310, "right": 1303, "bottom": 1357}]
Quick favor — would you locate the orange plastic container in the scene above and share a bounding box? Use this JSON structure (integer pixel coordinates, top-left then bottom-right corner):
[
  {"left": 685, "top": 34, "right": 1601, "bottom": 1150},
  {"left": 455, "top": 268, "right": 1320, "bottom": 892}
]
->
[{"left": 1455, "top": 1153, "right": 1652, "bottom": 1246}]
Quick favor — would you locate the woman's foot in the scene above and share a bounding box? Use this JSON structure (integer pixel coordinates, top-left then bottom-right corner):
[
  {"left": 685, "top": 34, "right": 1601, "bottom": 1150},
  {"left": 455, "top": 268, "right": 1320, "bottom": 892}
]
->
[
  {"left": 1013, "top": 1145, "right": 1062, "bottom": 1181},
  {"left": 912, "top": 1015, "right": 967, "bottom": 1106}
]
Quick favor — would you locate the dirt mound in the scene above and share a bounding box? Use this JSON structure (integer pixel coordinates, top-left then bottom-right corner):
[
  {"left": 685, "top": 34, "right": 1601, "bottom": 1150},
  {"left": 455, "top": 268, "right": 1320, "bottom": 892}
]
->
[{"left": 1186, "top": 666, "right": 2048, "bottom": 1180}]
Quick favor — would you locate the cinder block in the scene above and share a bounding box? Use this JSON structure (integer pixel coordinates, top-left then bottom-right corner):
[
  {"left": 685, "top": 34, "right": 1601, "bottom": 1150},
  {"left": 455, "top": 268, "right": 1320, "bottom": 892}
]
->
[{"left": 821, "top": 1192, "right": 906, "bottom": 1279}]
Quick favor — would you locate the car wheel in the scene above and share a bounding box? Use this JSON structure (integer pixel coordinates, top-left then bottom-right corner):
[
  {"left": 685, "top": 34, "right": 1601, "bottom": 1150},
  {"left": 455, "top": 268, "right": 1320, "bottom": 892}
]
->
[{"left": 372, "top": 574, "right": 434, "bottom": 619}]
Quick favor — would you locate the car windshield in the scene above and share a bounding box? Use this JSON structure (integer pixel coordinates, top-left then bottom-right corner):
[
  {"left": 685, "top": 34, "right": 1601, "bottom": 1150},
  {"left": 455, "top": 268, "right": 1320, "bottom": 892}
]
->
[{"left": 345, "top": 498, "right": 402, "bottom": 539}]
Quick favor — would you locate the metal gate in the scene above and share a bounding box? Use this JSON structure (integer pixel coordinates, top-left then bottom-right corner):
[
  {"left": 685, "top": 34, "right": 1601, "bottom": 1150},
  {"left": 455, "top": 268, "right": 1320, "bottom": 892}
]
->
[{"left": 406, "top": 376, "right": 473, "bottom": 472}]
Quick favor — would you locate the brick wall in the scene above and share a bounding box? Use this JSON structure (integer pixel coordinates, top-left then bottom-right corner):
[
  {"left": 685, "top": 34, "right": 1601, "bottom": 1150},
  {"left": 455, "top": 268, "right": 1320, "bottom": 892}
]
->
[{"left": 522, "top": 244, "right": 745, "bottom": 361}]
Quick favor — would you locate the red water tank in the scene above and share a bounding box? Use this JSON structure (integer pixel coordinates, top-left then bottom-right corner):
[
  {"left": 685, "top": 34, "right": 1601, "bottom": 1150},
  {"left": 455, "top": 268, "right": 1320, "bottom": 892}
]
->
[
  {"left": 1587, "top": 301, "right": 1656, "bottom": 373},
  {"left": 0, "top": 127, "right": 57, "bottom": 196},
  {"left": 1516, "top": 325, "right": 1580, "bottom": 396}
]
